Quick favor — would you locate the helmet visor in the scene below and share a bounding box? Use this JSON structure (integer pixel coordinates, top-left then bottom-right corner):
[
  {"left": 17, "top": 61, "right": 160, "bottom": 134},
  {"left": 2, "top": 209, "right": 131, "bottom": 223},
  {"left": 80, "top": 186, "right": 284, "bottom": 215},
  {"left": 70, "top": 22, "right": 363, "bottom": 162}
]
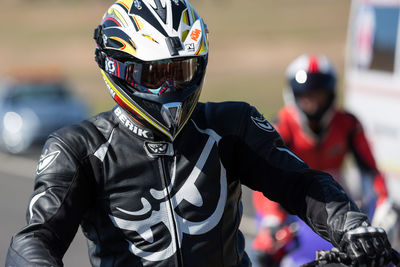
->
[
  {"left": 126, "top": 57, "right": 201, "bottom": 89},
  {"left": 290, "top": 73, "right": 335, "bottom": 96}
]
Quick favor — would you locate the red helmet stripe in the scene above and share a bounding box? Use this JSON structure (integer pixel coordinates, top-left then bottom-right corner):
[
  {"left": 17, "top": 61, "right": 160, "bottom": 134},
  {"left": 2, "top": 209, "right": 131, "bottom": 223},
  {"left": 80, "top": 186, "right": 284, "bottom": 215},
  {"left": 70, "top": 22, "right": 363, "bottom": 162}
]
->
[
  {"left": 308, "top": 55, "right": 319, "bottom": 73},
  {"left": 133, "top": 16, "right": 142, "bottom": 31},
  {"left": 102, "top": 17, "right": 121, "bottom": 27},
  {"left": 114, "top": 94, "right": 141, "bottom": 118}
]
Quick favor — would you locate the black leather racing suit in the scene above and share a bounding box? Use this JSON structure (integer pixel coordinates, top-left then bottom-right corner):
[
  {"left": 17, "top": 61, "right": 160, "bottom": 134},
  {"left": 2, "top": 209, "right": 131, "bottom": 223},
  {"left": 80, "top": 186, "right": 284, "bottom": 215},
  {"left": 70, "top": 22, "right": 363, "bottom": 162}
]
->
[{"left": 6, "top": 102, "right": 367, "bottom": 267}]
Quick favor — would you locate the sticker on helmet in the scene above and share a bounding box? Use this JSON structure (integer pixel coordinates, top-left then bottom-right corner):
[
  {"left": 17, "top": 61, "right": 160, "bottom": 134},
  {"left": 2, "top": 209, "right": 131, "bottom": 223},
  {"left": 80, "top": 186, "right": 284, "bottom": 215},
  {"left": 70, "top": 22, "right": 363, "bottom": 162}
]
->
[
  {"left": 103, "top": 75, "right": 116, "bottom": 98},
  {"left": 105, "top": 57, "right": 116, "bottom": 74},
  {"left": 185, "top": 43, "right": 195, "bottom": 52},
  {"left": 251, "top": 116, "right": 275, "bottom": 132},
  {"left": 102, "top": 33, "right": 108, "bottom": 46},
  {"left": 190, "top": 29, "right": 202, "bottom": 41}
]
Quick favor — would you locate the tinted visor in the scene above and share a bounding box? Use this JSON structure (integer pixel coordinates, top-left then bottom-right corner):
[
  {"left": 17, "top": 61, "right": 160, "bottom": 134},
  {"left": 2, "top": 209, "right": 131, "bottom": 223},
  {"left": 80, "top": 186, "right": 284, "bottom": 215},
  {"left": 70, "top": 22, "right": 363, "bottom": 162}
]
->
[
  {"left": 126, "top": 57, "right": 201, "bottom": 89},
  {"left": 290, "top": 73, "right": 335, "bottom": 96}
]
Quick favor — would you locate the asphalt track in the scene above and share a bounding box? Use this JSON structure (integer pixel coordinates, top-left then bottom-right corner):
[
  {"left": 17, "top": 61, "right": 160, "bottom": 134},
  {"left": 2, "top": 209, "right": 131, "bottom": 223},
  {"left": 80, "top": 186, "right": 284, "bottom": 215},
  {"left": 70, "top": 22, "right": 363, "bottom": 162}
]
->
[{"left": 0, "top": 150, "right": 257, "bottom": 266}]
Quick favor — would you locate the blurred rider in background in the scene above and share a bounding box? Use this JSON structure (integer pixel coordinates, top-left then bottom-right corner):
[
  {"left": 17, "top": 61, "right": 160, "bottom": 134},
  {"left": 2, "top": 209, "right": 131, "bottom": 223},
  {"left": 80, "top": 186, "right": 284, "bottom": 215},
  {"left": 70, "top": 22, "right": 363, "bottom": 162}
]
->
[{"left": 252, "top": 54, "right": 399, "bottom": 266}]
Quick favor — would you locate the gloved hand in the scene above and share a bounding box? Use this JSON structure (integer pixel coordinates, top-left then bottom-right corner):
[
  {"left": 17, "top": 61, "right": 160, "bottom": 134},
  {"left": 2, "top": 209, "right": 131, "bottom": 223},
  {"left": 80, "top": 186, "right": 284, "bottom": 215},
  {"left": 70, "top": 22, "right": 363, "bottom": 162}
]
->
[{"left": 340, "top": 225, "right": 395, "bottom": 266}]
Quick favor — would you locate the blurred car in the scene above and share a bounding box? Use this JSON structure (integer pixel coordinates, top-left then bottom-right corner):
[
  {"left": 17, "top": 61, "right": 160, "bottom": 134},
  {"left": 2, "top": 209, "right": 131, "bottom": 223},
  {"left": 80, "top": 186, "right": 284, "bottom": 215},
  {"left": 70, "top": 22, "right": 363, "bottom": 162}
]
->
[{"left": 0, "top": 71, "right": 89, "bottom": 154}]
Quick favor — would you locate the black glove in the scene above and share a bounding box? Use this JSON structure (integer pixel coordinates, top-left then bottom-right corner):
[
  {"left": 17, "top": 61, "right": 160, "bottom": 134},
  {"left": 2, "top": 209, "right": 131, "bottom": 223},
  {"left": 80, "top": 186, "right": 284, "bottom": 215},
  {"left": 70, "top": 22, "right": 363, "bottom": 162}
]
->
[{"left": 340, "top": 225, "right": 393, "bottom": 266}]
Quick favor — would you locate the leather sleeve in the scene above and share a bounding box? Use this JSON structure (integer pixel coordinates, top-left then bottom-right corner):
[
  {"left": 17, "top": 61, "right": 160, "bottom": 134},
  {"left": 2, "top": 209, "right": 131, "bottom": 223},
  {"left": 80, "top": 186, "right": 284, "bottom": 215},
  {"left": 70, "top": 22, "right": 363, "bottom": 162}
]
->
[
  {"left": 219, "top": 105, "right": 369, "bottom": 247},
  {"left": 6, "top": 134, "right": 94, "bottom": 266}
]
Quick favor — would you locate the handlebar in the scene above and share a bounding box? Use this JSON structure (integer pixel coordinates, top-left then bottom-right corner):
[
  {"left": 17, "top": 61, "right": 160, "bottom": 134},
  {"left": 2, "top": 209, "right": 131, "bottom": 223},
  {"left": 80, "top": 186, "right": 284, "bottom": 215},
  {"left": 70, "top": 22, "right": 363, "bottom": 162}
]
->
[{"left": 301, "top": 248, "right": 400, "bottom": 267}]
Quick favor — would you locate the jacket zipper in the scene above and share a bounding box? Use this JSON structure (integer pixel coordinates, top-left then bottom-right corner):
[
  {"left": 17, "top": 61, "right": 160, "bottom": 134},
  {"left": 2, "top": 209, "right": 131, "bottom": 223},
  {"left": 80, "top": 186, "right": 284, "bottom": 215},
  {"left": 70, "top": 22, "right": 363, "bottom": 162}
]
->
[{"left": 159, "top": 156, "right": 184, "bottom": 267}]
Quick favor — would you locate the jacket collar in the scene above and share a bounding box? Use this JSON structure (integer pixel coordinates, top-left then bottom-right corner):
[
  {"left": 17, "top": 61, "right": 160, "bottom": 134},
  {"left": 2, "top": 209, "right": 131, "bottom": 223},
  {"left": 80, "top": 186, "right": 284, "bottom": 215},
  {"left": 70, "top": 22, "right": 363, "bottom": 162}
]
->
[{"left": 112, "top": 106, "right": 154, "bottom": 140}]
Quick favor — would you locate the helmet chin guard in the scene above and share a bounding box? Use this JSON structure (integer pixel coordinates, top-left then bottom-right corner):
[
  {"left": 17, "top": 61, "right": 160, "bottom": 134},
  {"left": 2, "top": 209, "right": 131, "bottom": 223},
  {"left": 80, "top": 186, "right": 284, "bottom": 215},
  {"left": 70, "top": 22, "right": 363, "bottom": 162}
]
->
[
  {"left": 101, "top": 67, "right": 204, "bottom": 140},
  {"left": 161, "top": 102, "right": 182, "bottom": 132}
]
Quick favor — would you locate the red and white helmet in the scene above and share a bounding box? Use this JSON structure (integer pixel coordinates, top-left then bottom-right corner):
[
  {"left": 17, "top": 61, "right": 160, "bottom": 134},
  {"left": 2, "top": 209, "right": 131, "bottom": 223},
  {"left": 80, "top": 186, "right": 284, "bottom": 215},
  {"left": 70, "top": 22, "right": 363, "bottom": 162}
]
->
[
  {"left": 285, "top": 54, "right": 337, "bottom": 121},
  {"left": 94, "top": 0, "right": 209, "bottom": 141}
]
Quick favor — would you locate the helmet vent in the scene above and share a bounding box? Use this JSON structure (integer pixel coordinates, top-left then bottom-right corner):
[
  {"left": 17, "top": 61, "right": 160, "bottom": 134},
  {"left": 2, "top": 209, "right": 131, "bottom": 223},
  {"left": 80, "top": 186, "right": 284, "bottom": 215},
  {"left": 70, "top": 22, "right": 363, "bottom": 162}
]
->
[
  {"left": 133, "top": 0, "right": 143, "bottom": 10},
  {"left": 151, "top": 0, "right": 167, "bottom": 23},
  {"left": 161, "top": 102, "right": 182, "bottom": 128},
  {"left": 166, "top": 37, "right": 183, "bottom": 56}
]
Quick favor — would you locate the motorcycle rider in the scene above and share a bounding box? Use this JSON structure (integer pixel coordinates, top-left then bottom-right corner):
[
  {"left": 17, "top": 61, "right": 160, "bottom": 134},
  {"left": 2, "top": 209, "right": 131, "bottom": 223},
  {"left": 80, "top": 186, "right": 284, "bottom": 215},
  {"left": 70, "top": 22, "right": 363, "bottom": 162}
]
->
[
  {"left": 252, "top": 54, "right": 397, "bottom": 266},
  {"left": 6, "top": 2, "right": 397, "bottom": 266}
]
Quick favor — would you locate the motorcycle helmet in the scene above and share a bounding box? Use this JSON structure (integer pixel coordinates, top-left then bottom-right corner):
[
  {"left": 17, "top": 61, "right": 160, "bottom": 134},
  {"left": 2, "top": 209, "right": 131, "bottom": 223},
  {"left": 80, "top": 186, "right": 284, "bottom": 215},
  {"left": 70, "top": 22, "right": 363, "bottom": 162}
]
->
[
  {"left": 94, "top": 0, "right": 209, "bottom": 141},
  {"left": 285, "top": 54, "right": 337, "bottom": 122}
]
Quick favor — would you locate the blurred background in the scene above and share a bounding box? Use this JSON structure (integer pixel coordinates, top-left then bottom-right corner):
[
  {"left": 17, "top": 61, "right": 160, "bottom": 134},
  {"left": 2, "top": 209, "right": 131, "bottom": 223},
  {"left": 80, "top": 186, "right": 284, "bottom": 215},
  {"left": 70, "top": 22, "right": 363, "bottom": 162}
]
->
[
  {"left": 0, "top": 0, "right": 351, "bottom": 117},
  {"left": 1, "top": 0, "right": 399, "bottom": 266}
]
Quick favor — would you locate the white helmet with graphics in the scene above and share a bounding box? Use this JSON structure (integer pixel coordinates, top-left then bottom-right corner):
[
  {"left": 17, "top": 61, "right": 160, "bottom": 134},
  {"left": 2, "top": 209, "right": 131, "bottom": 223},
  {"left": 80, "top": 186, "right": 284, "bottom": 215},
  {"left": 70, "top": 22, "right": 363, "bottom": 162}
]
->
[{"left": 94, "top": 0, "right": 209, "bottom": 141}]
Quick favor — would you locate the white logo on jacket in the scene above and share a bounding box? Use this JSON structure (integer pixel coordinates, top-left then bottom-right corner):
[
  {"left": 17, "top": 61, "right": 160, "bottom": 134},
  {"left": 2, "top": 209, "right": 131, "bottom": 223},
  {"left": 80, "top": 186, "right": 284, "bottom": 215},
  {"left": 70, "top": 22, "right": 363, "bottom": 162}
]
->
[
  {"left": 36, "top": 150, "right": 60, "bottom": 175},
  {"left": 143, "top": 141, "right": 174, "bottom": 157},
  {"left": 114, "top": 107, "right": 150, "bottom": 139},
  {"left": 109, "top": 123, "right": 227, "bottom": 262},
  {"left": 251, "top": 115, "right": 275, "bottom": 132}
]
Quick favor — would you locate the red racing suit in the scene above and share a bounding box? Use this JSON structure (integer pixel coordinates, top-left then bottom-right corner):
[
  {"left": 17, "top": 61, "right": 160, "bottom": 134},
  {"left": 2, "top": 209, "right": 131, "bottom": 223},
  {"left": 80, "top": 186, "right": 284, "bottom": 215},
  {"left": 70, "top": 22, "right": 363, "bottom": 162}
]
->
[{"left": 252, "top": 105, "right": 388, "bottom": 253}]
